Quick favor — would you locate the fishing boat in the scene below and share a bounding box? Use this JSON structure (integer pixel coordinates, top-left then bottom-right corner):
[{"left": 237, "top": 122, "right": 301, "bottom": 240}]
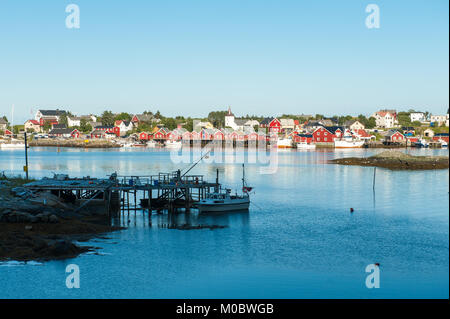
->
[
  {"left": 165, "top": 140, "right": 182, "bottom": 149},
  {"left": 0, "top": 139, "right": 25, "bottom": 149},
  {"left": 277, "top": 137, "right": 293, "bottom": 148},
  {"left": 197, "top": 164, "right": 252, "bottom": 213},
  {"left": 297, "top": 142, "right": 316, "bottom": 149},
  {"left": 334, "top": 137, "right": 364, "bottom": 148},
  {"left": 413, "top": 138, "right": 429, "bottom": 148},
  {"left": 438, "top": 139, "right": 448, "bottom": 148}
]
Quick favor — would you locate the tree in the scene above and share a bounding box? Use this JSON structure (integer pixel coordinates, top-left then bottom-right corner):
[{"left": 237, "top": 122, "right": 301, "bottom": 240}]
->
[
  {"left": 161, "top": 117, "right": 177, "bottom": 130},
  {"left": 207, "top": 111, "right": 227, "bottom": 128},
  {"left": 43, "top": 122, "right": 52, "bottom": 132},
  {"left": 2, "top": 116, "right": 7, "bottom": 122},
  {"left": 80, "top": 119, "right": 92, "bottom": 133},
  {"left": 114, "top": 112, "right": 132, "bottom": 122},
  {"left": 59, "top": 114, "right": 68, "bottom": 127},
  {"left": 100, "top": 111, "right": 114, "bottom": 126}
]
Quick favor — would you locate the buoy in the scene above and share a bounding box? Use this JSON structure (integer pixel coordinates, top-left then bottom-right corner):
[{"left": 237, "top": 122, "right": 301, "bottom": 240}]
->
[
  {"left": 375, "top": 263, "right": 380, "bottom": 267},
  {"left": 350, "top": 208, "right": 354, "bottom": 213}
]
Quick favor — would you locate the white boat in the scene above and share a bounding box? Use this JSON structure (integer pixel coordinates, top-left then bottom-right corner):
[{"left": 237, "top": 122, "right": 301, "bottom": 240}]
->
[
  {"left": 277, "top": 138, "right": 293, "bottom": 148},
  {"left": 334, "top": 138, "right": 364, "bottom": 148},
  {"left": 438, "top": 139, "right": 448, "bottom": 148},
  {"left": 165, "top": 140, "right": 182, "bottom": 149},
  {"left": 0, "top": 142, "right": 25, "bottom": 149},
  {"left": 297, "top": 142, "right": 316, "bottom": 149},
  {"left": 197, "top": 164, "right": 252, "bottom": 213}
]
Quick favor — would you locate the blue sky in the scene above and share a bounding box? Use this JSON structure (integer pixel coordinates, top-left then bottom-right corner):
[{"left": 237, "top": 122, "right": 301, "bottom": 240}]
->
[{"left": 0, "top": 0, "right": 448, "bottom": 123}]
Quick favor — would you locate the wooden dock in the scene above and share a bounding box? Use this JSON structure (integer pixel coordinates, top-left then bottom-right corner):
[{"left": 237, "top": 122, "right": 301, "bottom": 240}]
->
[{"left": 24, "top": 171, "right": 220, "bottom": 215}]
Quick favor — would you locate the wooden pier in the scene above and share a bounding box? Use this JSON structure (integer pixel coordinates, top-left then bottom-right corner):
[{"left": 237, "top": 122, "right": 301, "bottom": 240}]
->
[{"left": 23, "top": 171, "right": 220, "bottom": 215}]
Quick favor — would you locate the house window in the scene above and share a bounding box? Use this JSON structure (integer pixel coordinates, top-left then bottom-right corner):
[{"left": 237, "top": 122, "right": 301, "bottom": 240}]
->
[{"left": 317, "top": 138, "right": 320, "bottom": 141}]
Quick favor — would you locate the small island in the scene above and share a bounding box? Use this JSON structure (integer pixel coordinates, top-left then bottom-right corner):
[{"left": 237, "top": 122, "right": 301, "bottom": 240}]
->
[{"left": 329, "top": 150, "right": 449, "bottom": 170}]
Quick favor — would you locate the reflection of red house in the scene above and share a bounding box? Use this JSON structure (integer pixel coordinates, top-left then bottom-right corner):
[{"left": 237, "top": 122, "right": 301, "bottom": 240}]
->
[
  {"left": 213, "top": 130, "right": 224, "bottom": 140},
  {"left": 247, "top": 132, "right": 258, "bottom": 140},
  {"left": 313, "top": 126, "right": 343, "bottom": 143}
]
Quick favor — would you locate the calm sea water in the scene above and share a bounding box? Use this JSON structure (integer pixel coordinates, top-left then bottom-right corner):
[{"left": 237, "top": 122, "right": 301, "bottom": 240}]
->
[{"left": 0, "top": 147, "right": 448, "bottom": 299}]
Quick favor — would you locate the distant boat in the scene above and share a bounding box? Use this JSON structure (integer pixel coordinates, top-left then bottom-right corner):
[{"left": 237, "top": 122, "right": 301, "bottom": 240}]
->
[
  {"left": 197, "top": 164, "right": 251, "bottom": 213},
  {"left": 277, "top": 138, "right": 293, "bottom": 148},
  {"left": 334, "top": 138, "right": 364, "bottom": 148},
  {"left": 297, "top": 142, "right": 316, "bottom": 149},
  {"left": 438, "top": 139, "right": 448, "bottom": 148},
  {"left": 165, "top": 140, "right": 182, "bottom": 149},
  {"left": 0, "top": 142, "right": 25, "bottom": 149},
  {"left": 413, "top": 139, "right": 429, "bottom": 148}
]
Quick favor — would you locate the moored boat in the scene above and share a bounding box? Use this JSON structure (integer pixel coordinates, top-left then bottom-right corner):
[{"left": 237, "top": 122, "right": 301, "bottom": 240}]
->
[
  {"left": 334, "top": 139, "right": 364, "bottom": 148},
  {"left": 277, "top": 138, "right": 293, "bottom": 148},
  {"left": 297, "top": 142, "right": 316, "bottom": 149},
  {"left": 197, "top": 164, "right": 252, "bottom": 213},
  {"left": 0, "top": 142, "right": 25, "bottom": 149}
]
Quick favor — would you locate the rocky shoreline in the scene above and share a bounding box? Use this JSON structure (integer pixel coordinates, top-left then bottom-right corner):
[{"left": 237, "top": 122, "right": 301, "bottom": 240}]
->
[
  {"left": 29, "top": 139, "right": 121, "bottom": 148},
  {"left": 329, "top": 150, "right": 449, "bottom": 170},
  {"left": 0, "top": 178, "right": 124, "bottom": 262}
]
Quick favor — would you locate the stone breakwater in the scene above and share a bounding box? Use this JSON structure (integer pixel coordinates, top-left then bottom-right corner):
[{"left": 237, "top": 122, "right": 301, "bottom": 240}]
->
[
  {"left": 329, "top": 150, "right": 449, "bottom": 170},
  {"left": 29, "top": 139, "right": 121, "bottom": 148},
  {"left": 0, "top": 179, "right": 123, "bottom": 261}
]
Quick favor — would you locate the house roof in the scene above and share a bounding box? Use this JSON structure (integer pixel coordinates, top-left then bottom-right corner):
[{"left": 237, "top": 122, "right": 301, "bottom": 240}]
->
[
  {"left": 133, "top": 114, "right": 153, "bottom": 122},
  {"left": 280, "top": 118, "right": 295, "bottom": 127},
  {"left": 386, "top": 130, "right": 403, "bottom": 137},
  {"left": 226, "top": 107, "right": 234, "bottom": 117},
  {"left": 260, "top": 117, "right": 274, "bottom": 125},
  {"left": 26, "top": 120, "right": 39, "bottom": 125},
  {"left": 38, "top": 110, "right": 66, "bottom": 116},
  {"left": 52, "top": 124, "right": 67, "bottom": 129},
  {"left": 49, "top": 128, "right": 76, "bottom": 135},
  {"left": 234, "top": 119, "right": 247, "bottom": 126},
  {"left": 0, "top": 118, "right": 8, "bottom": 124},
  {"left": 321, "top": 126, "right": 344, "bottom": 134},
  {"left": 435, "top": 133, "right": 449, "bottom": 137}
]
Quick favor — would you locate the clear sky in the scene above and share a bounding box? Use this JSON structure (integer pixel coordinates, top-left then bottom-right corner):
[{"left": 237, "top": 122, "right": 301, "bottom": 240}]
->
[{"left": 0, "top": 0, "right": 448, "bottom": 124}]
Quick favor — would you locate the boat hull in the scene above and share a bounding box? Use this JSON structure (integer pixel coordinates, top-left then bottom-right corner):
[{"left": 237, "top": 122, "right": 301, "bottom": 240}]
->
[
  {"left": 197, "top": 200, "right": 250, "bottom": 213},
  {"left": 334, "top": 140, "right": 364, "bottom": 148},
  {"left": 0, "top": 144, "right": 25, "bottom": 149},
  {"left": 297, "top": 143, "right": 315, "bottom": 149}
]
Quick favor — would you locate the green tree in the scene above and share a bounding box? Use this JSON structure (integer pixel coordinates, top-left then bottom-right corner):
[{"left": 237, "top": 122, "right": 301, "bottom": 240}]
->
[
  {"left": 114, "top": 112, "right": 132, "bottom": 122},
  {"left": 80, "top": 119, "right": 92, "bottom": 133},
  {"left": 100, "top": 111, "right": 115, "bottom": 126},
  {"left": 208, "top": 110, "right": 227, "bottom": 128},
  {"left": 59, "top": 114, "right": 68, "bottom": 126}
]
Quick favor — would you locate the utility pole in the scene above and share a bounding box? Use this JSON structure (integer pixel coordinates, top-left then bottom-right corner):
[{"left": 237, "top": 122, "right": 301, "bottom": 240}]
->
[{"left": 24, "top": 132, "right": 29, "bottom": 180}]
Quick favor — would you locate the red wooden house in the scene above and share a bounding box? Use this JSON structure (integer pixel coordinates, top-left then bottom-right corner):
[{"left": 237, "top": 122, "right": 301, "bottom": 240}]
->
[
  {"left": 385, "top": 130, "right": 405, "bottom": 142},
  {"left": 213, "top": 130, "right": 225, "bottom": 141},
  {"left": 153, "top": 127, "right": 169, "bottom": 140},
  {"left": 139, "top": 132, "right": 150, "bottom": 140},
  {"left": 191, "top": 131, "right": 201, "bottom": 141},
  {"left": 182, "top": 131, "right": 192, "bottom": 141},
  {"left": 260, "top": 117, "right": 281, "bottom": 133},
  {"left": 432, "top": 133, "right": 449, "bottom": 143},
  {"left": 312, "top": 126, "right": 343, "bottom": 143}
]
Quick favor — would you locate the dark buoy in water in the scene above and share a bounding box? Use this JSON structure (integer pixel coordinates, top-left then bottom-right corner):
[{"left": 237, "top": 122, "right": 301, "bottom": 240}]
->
[
  {"left": 350, "top": 208, "right": 354, "bottom": 213},
  {"left": 375, "top": 263, "right": 380, "bottom": 267}
]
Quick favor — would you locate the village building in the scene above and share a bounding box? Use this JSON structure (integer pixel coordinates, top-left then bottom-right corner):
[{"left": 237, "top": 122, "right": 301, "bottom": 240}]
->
[
  {"left": 430, "top": 114, "right": 448, "bottom": 127},
  {"left": 89, "top": 121, "right": 102, "bottom": 129},
  {"left": 48, "top": 128, "right": 80, "bottom": 138},
  {"left": 312, "top": 126, "right": 344, "bottom": 144},
  {"left": 293, "top": 133, "right": 313, "bottom": 144},
  {"left": 371, "top": 110, "right": 398, "bottom": 128},
  {"left": 344, "top": 120, "right": 365, "bottom": 131},
  {"left": 67, "top": 115, "right": 97, "bottom": 127},
  {"left": 24, "top": 120, "right": 41, "bottom": 132},
  {"left": 432, "top": 133, "right": 449, "bottom": 143},
  {"left": 410, "top": 112, "right": 426, "bottom": 123},
  {"left": 52, "top": 123, "right": 67, "bottom": 130},
  {"left": 92, "top": 126, "right": 120, "bottom": 137},
  {"left": 279, "top": 118, "right": 295, "bottom": 134},
  {"left": 35, "top": 109, "right": 66, "bottom": 124},
  {"left": 384, "top": 130, "right": 405, "bottom": 142},
  {"left": 131, "top": 114, "right": 157, "bottom": 126},
  {"left": 114, "top": 120, "right": 134, "bottom": 136},
  {"left": 423, "top": 128, "right": 434, "bottom": 138},
  {"left": 0, "top": 118, "right": 8, "bottom": 131},
  {"left": 260, "top": 117, "right": 281, "bottom": 133},
  {"left": 153, "top": 127, "right": 170, "bottom": 140}
]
